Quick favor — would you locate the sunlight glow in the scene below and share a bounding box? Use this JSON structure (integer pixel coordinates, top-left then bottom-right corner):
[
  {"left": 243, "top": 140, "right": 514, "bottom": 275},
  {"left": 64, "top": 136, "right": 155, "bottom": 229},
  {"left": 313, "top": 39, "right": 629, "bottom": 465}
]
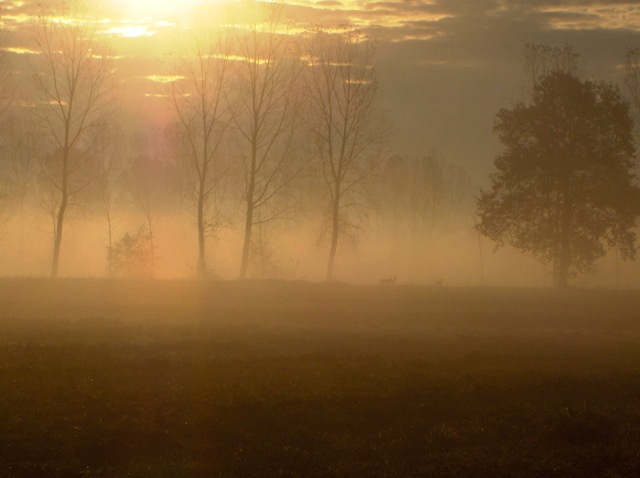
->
[
  {"left": 1, "top": 47, "right": 40, "bottom": 55},
  {"left": 2, "top": 1, "right": 25, "bottom": 10},
  {"left": 101, "top": 25, "right": 155, "bottom": 38},
  {"left": 2, "top": 14, "right": 33, "bottom": 27},
  {"left": 144, "top": 75, "right": 187, "bottom": 84}
]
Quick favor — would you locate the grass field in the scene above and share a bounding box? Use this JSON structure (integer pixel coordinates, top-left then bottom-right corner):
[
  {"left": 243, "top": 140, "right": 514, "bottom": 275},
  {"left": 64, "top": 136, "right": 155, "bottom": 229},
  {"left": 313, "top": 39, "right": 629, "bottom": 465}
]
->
[{"left": 1, "top": 278, "right": 640, "bottom": 477}]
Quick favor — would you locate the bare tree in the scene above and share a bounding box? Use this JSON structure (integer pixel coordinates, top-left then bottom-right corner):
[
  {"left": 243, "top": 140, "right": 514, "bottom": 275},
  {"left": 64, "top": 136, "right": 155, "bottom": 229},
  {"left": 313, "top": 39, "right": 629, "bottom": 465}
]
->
[
  {"left": 0, "top": 115, "right": 41, "bottom": 209},
  {"left": 381, "top": 152, "right": 473, "bottom": 237},
  {"left": 0, "top": 115, "right": 40, "bottom": 253},
  {"left": 94, "top": 123, "right": 124, "bottom": 277},
  {"left": 231, "top": 2, "right": 303, "bottom": 279},
  {"left": 523, "top": 43, "right": 580, "bottom": 89},
  {"left": 304, "top": 28, "right": 387, "bottom": 281},
  {"left": 624, "top": 48, "right": 640, "bottom": 122},
  {"left": 0, "top": 29, "right": 13, "bottom": 119},
  {"left": 167, "top": 14, "right": 233, "bottom": 278},
  {"left": 127, "top": 129, "right": 175, "bottom": 280},
  {"left": 0, "top": 30, "right": 14, "bottom": 225},
  {"left": 31, "top": 3, "right": 118, "bottom": 277}
]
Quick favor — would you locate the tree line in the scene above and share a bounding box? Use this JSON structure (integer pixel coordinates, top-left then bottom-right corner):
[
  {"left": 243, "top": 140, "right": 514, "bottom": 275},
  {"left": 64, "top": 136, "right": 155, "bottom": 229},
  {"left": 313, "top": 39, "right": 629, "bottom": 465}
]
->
[
  {"left": 479, "top": 44, "right": 640, "bottom": 287},
  {"left": 0, "top": 2, "right": 476, "bottom": 282},
  {"left": 0, "top": 3, "right": 393, "bottom": 281},
  {"left": 0, "top": 4, "right": 639, "bottom": 287}
]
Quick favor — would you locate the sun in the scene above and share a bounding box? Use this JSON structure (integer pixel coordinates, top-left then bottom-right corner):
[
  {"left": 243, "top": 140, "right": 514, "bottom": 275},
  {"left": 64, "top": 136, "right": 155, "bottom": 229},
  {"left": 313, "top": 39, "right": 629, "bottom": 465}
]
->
[{"left": 112, "top": 0, "right": 209, "bottom": 19}]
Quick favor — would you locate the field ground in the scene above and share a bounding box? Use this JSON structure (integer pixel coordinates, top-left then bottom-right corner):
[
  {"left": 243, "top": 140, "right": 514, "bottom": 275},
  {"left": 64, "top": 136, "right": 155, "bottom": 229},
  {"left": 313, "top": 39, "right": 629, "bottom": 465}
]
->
[{"left": 1, "top": 279, "right": 640, "bottom": 476}]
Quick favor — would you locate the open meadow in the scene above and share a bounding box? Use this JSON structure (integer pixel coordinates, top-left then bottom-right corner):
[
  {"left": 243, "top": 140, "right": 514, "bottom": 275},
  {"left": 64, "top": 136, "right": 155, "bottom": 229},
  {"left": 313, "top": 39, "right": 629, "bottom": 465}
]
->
[{"left": 1, "top": 279, "right": 640, "bottom": 476}]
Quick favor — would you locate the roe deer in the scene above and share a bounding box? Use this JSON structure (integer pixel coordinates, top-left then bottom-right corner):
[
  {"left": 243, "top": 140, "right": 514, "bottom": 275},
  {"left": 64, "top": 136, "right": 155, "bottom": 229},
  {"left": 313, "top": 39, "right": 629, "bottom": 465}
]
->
[{"left": 381, "top": 275, "right": 396, "bottom": 285}]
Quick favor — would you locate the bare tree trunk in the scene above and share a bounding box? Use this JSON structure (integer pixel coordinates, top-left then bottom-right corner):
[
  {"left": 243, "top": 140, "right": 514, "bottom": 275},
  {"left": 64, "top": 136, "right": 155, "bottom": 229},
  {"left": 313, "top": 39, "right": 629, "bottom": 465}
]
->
[
  {"left": 105, "top": 207, "right": 113, "bottom": 278},
  {"left": 239, "top": 198, "right": 254, "bottom": 279},
  {"left": 257, "top": 212, "right": 264, "bottom": 279},
  {"left": 197, "top": 177, "right": 207, "bottom": 278},
  {"left": 326, "top": 198, "right": 340, "bottom": 281},
  {"left": 476, "top": 226, "right": 484, "bottom": 287},
  {"left": 615, "top": 245, "right": 620, "bottom": 288},
  {"left": 239, "top": 214, "right": 253, "bottom": 279},
  {"left": 51, "top": 140, "right": 70, "bottom": 278},
  {"left": 51, "top": 192, "right": 67, "bottom": 278},
  {"left": 144, "top": 197, "right": 155, "bottom": 279},
  {"left": 239, "top": 138, "right": 258, "bottom": 279}
]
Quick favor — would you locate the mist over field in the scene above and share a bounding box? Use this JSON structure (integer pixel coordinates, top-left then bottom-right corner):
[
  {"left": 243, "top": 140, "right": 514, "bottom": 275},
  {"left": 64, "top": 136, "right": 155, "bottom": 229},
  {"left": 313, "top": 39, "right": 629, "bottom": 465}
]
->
[
  {"left": 3, "top": 0, "right": 640, "bottom": 476},
  {"left": 1, "top": 1, "right": 640, "bottom": 286},
  {"left": 2, "top": 207, "right": 639, "bottom": 287},
  {"left": 1, "top": 279, "right": 640, "bottom": 476}
]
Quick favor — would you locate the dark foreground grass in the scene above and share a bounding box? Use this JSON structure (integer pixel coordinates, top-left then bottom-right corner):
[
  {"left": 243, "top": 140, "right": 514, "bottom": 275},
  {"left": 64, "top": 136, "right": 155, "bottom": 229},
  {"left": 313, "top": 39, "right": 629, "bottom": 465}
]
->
[{"left": 1, "top": 279, "right": 640, "bottom": 476}]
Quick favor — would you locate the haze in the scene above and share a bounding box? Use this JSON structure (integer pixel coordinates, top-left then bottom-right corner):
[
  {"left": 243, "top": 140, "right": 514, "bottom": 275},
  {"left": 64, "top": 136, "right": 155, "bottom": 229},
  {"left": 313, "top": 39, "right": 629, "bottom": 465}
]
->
[
  {"left": 4, "top": 2, "right": 640, "bottom": 475},
  {"left": 1, "top": 0, "right": 640, "bottom": 286}
]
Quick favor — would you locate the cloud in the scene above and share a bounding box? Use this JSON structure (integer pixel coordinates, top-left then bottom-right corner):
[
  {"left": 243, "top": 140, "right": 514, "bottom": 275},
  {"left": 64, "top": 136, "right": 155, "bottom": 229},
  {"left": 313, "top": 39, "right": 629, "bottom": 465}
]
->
[
  {"left": 315, "top": 0, "right": 343, "bottom": 7},
  {"left": 1, "top": 46, "right": 40, "bottom": 55},
  {"left": 99, "top": 25, "right": 156, "bottom": 38},
  {"left": 143, "top": 75, "right": 186, "bottom": 84},
  {"left": 3, "top": 0, "right": 640, "bottom": 179},
  {"left": 538, "top": 3, "right": 640, "bottom": 30}
]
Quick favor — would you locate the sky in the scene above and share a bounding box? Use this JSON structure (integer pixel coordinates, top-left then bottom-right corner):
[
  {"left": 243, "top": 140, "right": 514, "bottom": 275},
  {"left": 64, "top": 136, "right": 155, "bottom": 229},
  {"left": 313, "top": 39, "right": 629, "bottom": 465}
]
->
[{"left": 3, "top": 0, "right": 640, "bottom": 183}]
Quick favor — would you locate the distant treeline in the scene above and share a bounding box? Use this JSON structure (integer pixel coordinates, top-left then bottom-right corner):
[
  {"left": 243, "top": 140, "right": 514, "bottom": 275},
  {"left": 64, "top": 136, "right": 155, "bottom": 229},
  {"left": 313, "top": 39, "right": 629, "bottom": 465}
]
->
[{"left": 1, "top": 4, "right": 639, "bottom": 287}]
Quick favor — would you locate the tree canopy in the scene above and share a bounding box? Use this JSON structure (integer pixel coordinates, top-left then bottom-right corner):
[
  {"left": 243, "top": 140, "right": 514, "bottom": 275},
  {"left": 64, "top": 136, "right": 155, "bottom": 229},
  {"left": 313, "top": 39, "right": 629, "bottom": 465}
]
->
[{"left": 477, "top": 72, "right": 640, "bottom": 287}]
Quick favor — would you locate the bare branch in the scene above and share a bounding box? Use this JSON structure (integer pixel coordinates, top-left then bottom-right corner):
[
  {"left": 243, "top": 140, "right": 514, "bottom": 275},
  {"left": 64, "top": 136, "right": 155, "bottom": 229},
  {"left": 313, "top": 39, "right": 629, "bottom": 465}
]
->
[
  {"left": 230, "top": 2, "right": 304, "bottom": 279},
  {"left": 30, "top": 3, "right": 119, "bottom": 277},
  {"left": 303, "top": 27, "right": 388, "bottom": 280},
  {"left": 165, "top": 8, "right": 234, "bottom": 277}
]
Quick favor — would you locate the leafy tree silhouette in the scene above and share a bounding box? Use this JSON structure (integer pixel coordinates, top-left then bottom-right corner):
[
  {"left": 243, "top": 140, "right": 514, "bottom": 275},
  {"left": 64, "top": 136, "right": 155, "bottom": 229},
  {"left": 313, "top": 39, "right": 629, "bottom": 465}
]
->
[{"left": 478, "top": 72, "right": 640, "bottom": 287}]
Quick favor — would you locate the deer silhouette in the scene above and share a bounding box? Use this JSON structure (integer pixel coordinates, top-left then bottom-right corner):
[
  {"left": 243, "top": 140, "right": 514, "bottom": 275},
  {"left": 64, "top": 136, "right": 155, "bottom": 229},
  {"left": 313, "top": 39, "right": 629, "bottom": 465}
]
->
[{"left": 380, "top": 275, "right": 396, "bottom": 285}]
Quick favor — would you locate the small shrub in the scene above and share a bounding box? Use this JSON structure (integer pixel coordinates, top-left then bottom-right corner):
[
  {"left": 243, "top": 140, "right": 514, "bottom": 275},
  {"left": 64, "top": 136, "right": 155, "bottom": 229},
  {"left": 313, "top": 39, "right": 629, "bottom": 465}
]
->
[{"left": 109, "top": 226, "right": 153, "bottom": 279}]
